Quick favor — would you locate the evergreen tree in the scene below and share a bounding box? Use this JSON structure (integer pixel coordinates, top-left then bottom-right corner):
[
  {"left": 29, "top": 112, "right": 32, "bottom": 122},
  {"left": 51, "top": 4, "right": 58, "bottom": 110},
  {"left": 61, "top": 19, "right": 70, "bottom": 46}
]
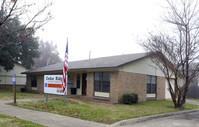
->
[{"left": 0, "top": 18, "right": 39, "bottom": 70}]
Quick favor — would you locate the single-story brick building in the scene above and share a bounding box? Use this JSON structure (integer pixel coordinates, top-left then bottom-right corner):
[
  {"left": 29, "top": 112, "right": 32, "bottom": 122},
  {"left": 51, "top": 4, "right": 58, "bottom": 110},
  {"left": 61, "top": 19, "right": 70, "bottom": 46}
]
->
[{"left": 22, "top": 53, "right": 171, "bottom": 103}]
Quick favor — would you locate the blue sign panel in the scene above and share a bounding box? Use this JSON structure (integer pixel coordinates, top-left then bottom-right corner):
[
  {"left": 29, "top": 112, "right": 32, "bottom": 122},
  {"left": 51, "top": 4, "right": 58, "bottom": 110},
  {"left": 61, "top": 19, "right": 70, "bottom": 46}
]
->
[
  {"left": 45, "top": 83, "right": 47, "bottom": 87},
  {"left": 13, "top": 74, "right": 15, "bottom": 84}
]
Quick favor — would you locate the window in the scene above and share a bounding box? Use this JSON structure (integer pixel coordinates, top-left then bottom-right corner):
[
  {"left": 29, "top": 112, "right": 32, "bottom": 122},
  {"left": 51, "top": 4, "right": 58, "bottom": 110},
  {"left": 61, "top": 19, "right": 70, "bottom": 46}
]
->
[
  {"left": 94, "top": 72, "right": 110, "bottom": 92},
  {"left": 76, "top": 74, "right": 80, "bottom": 88},
  {"left": 31, "top": 75, "right": 37, "bottom": 87},
  {"left": 147, "top": 75, "right": 157, "bottom": 93},
  {"left": 68, "top": 79, "right": 74, "bottom": 88}
]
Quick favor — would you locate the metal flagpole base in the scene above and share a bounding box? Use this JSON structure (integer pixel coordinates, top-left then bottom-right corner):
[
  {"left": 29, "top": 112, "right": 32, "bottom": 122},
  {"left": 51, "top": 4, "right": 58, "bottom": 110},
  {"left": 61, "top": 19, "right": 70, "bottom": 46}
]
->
[{"left": 64, "top": 95, "right": 66, "bottom": 106}]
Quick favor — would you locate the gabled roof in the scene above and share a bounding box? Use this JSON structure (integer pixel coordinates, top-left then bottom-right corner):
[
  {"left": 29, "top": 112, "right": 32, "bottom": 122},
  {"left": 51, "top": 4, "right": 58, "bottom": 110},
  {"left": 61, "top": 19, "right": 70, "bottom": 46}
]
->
[{"left": 22, "top": 52, "right": 148, "bottom": 74}]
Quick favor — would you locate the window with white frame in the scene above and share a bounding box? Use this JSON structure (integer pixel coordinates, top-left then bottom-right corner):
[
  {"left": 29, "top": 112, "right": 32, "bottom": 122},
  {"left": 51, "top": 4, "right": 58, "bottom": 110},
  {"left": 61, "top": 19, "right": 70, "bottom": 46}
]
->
[
  {"left": 147, "top": 75, "right": 157, "bottom": 94},
  {"left": 94, "top": 72, "right": 110, "bottom": 92}
]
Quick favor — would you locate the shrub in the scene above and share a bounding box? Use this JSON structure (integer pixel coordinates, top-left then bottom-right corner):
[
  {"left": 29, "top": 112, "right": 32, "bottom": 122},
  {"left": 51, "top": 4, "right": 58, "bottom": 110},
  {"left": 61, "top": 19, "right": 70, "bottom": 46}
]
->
[
  {"left": 20, "top": 88, "right": 26, "bottom": 92},
  {"left": 122, "top": 93, "right": 138, "bottom": 104}
]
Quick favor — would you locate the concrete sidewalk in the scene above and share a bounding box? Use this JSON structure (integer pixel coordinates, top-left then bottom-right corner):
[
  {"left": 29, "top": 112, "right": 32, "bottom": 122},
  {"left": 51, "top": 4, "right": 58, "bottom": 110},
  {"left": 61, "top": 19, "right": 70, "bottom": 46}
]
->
[
  {"left": 186, "top": 99, "right": 199, "bottom": 105},
  {"left": 0, "top": 99, "right": 107, "bottom": 127}
]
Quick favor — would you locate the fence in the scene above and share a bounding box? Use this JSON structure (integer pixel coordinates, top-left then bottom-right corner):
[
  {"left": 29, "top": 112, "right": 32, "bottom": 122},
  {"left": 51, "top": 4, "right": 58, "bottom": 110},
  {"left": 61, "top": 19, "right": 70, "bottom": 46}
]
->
[{"left": 187, "top": 84, "right": 199, "bottom": 99}]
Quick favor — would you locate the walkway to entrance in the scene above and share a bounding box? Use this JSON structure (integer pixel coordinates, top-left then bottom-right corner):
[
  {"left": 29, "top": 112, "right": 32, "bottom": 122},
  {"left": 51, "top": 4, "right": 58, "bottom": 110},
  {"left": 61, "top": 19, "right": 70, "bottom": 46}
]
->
[{"left": 0, "top": 99, "right": 107, "bottom": 127}]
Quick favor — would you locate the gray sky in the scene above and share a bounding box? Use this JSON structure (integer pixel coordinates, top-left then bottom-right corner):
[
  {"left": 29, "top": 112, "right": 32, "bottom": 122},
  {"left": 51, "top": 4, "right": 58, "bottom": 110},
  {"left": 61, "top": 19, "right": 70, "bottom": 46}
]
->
[{"left": 37, "top": 0, "right": 164, "bottom": 61}]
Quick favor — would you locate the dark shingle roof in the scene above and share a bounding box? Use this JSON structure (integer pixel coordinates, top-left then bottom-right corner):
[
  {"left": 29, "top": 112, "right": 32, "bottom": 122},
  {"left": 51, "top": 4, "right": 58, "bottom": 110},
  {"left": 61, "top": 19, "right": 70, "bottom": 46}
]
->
[{"left": 22, "top": 52, "right": 148, "bottom": 74}]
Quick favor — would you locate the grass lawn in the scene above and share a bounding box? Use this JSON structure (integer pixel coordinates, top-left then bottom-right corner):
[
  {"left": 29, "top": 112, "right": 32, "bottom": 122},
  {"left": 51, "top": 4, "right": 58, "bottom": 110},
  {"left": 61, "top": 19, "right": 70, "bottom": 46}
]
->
[
  {"left": 0, "top": 90, "right": 46, "bottom": 100},
  {"left": 0, "top": 114, "right": 45, "bottom": 127},
  {"left": 14, "top": 98, "right": 199, "bottom": 124}
]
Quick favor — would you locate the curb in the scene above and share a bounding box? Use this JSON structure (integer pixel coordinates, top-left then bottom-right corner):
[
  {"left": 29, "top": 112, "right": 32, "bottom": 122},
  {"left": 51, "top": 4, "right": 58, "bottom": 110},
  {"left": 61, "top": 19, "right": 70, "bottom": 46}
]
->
[{"left": 109, "top": 109, "right": 199, "bottom": 127}]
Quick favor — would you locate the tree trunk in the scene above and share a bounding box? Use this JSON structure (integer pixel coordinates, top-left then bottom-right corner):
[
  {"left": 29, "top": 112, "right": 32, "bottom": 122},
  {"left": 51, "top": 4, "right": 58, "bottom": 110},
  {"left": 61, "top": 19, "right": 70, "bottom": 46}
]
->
[{"left": 181, "top": 86, "right": 189, "bottom": 108}]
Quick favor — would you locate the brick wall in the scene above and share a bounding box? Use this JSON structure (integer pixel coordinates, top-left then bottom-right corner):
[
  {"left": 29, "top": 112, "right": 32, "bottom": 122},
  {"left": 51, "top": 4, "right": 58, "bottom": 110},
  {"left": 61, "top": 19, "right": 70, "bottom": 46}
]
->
[
  {"left": 86, "top": 72, "right": 94, "bottom": 98},
  {"left": 156, "top": 76, "right": 166, "bottom": 100},
  {"left": 25, "top": 71, "right": 166, "bottom": 103},
  {"left": 85, "top": 71, "right": 148, "bottom": 103},
  {"left": 110, "top": 71, "right": 166, "bottom": 103},
  {"left": 37, "top": 75, "right": 44, "bottom": 93},
  {"left": 0, "top": 85, "right": 25, "bottom": 91},
  {"left": 26, "top": 74, "right": 44, "bottom": 93},
  {"left": 26, "top": 74, "right": 31, "bottom": 92},
  {"left": 110, "top": 71, "right": 120, "bottom": 103},
  {"left": 117, "top": 71, "right": 147, "bottom": 102}
]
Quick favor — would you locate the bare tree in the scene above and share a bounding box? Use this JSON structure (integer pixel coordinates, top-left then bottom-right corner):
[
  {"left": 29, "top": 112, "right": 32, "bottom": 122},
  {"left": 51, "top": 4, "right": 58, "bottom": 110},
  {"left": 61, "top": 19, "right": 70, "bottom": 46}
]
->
[
  {"left": 0, "top": 0, "right": 52, "bottom": 42},
  {"left": 33, "top": 40, "right": 62, "bottom": 68},
  {"left": 141, "top": 0, "right": 199, "bottom": 108}
]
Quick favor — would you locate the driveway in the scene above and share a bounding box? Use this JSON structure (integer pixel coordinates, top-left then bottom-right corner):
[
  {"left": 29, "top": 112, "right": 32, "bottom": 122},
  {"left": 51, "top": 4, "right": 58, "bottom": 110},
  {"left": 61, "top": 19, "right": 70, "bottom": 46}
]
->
[
  {"left": 117, "top": 110, "right": 199, "bottom": 127},
  {"left": 114, "top": 100, "right": 199, "bottom": 127}
]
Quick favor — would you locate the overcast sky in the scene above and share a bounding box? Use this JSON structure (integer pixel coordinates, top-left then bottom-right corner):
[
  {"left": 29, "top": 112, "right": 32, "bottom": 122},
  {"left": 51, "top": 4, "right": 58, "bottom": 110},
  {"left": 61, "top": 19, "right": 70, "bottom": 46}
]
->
[{"left": 37, "top": 0, "right": 164, "bottom": 61}]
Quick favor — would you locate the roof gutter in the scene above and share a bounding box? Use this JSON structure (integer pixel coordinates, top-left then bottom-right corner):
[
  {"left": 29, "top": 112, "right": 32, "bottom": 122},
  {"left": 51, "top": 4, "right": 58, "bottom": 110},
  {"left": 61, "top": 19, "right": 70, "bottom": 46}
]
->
[{"left": 21, "top": 67, "right": 119, "bottom": 74}]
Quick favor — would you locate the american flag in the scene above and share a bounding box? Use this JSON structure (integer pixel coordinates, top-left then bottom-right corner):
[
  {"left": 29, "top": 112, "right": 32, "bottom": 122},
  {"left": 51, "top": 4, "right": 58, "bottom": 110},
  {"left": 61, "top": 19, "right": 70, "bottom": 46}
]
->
[{"left": 62, "top": 42, "right": 68, "bottom": 95}]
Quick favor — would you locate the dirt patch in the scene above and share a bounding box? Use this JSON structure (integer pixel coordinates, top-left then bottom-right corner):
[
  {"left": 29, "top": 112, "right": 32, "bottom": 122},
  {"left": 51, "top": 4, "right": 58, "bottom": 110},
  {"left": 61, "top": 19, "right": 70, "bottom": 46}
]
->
[{"left": 0, "top": 118, "right": 12, "bottom": 123}]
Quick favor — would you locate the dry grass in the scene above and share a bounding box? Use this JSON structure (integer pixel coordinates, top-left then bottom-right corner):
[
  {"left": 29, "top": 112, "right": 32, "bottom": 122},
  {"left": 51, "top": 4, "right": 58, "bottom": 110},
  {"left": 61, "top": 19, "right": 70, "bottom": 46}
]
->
[
  {"left": 15, "top": 98, "right": 199, "bottom": 124},
  {"left": 0, "top": 90, "right": 45, "bottom": 100},
  {"left": 0, "top": 114, "right": 45, "bottom": 127}
]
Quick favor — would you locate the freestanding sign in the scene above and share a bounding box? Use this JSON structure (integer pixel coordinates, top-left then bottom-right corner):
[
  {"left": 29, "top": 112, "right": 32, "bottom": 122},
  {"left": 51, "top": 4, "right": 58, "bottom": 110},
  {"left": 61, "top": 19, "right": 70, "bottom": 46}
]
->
[
  {"left": 44, "top": 75, "right": 66, "bottom": 95},
  {"left": 13, "top": 74, "right": 16, "bottom": 84}
]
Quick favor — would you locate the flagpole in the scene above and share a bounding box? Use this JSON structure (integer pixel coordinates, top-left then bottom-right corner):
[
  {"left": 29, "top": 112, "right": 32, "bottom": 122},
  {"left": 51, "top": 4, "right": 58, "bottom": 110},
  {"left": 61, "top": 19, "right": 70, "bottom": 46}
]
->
[
  {"left": 64, "top": 75, "right": 68, "bottom": 106},
  {"left": 63, "top": 38, "right": 68, "bottom": 106},
  {"left": 64, "top": 94, "right": 66, "bottom": 106}
]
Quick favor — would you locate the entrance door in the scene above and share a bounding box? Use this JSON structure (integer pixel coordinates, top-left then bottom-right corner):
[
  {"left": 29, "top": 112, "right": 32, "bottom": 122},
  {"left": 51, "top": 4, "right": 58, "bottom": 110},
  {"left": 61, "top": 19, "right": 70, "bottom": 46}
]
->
[{"left": 82, "top": 73, "right": 87, "bottom": 95}]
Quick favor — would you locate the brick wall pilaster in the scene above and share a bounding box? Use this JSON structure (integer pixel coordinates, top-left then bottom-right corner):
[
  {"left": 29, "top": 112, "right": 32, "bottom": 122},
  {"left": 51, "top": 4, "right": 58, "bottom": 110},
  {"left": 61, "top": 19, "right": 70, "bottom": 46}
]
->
[
  {"left": 110, "top": 71, "right": 119, "bottom": 103},
  {"left": 87, "top": 72, "right": 94, "bottom": 98},
  {"left": 26, "top": 74, "right": 31, "bottom": 92},
  {"left": 156, "top": 77, "right": 165, "bottom": 100},
  {"left": 37, "top": 75, "right": 44, "bottom": 93}
]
